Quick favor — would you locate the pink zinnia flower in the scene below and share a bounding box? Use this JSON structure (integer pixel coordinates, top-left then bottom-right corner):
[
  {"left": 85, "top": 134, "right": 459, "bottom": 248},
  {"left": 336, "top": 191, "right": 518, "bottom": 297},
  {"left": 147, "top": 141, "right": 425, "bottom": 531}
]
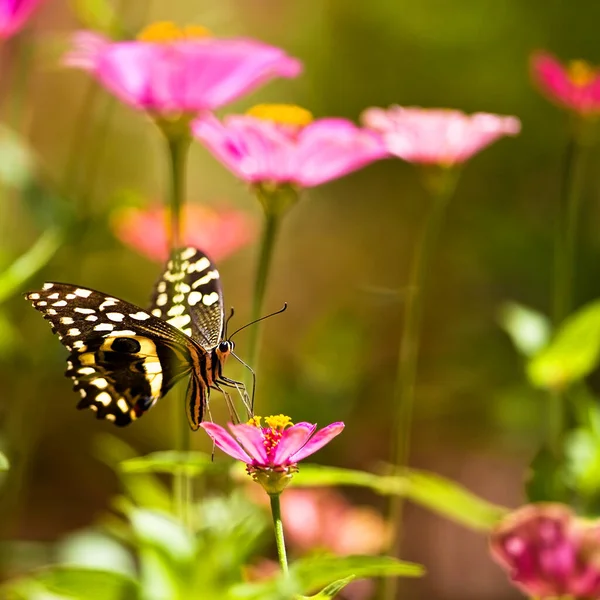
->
[
  {"left": 64, "top": 22, "right": 301, "bottom": 117},
  {"left": 490, "top": 503, "right": 600, "bottom": 599},
  {"left": 532, "top": 52, "right": 600, "bottom": 115},
  {"left": 201, "top": 415, "right": 344, "bottom": 494},
  {"left": 192, "top": 104, "right": 388, "bottom": 188},
  {"left": 0, "top": 0, "right": 43, "bottom": 38},
  {"left": 111, "top": 204, "right": 255, "bottom": 263},
  {"left": 361, "top": 106, "right": 521, "bottom": 166}
]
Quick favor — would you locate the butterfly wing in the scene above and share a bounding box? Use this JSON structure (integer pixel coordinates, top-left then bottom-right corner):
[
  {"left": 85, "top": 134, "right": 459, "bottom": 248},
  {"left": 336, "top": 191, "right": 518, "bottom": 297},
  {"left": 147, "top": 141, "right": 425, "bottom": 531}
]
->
[
  {"left": 149, "top": 246, "right": 224, "bottom": 350},
  {"left": 25, "top": 282, "right": 202, "bottom": 426}
]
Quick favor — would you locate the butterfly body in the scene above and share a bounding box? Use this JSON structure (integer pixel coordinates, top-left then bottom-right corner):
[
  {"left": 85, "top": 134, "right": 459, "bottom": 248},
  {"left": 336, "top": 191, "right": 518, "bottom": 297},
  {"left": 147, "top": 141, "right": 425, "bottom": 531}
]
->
[{"left": 25, "top": 247, "right": 241, "bottom": 429}]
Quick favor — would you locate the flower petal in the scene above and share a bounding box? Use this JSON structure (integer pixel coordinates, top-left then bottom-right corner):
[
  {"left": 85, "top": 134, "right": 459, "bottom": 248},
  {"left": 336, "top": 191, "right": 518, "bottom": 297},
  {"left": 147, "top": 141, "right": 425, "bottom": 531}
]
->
[
  {"left": 227, "top": 423, "right": 269, "bottom": 464},
  {"left": 271, "top": 423, "right": 316, "bottom": 465},
  {"left": 199, "top": 422, "right": 252, "bottom": 463},
  {"left": 290, "top": 422, "right": 345, "bottom": 463}
]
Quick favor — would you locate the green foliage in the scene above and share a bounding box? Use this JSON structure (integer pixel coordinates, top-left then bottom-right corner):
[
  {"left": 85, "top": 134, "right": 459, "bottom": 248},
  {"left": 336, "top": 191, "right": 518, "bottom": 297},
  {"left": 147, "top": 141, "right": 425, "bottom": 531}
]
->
[
  {"left": 498, "top": 301, "right": 551, "bottom": 358},
  {"left": 70, "top": 0, "right": 122, "bottom": 37},
  {"left": 293, "top": 464, "right": 506, "bottom": 531},
  {"left": 120, "top": 450, "right": 220, "bottom": 476},
  {"left": 0, "top": 451, "right": 9, "bottom": 470},
  {"left": 528, "top": 299, "right": 600, "bottom": 389}
]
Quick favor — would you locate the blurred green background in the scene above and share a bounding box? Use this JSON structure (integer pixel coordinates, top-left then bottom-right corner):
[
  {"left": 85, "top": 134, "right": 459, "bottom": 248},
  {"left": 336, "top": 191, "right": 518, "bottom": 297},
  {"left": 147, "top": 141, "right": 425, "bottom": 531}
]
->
[{"left": 2, "top": 0, "right": 600, "bottom": 598}]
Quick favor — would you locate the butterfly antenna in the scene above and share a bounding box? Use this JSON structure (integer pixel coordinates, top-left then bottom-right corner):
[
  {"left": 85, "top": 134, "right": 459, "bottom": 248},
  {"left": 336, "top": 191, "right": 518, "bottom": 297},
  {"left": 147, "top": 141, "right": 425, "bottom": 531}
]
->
[
  {"left": 228, "top": 303, "right": 288, "bottom": 340},
  {"left": 224, "top": 307, "right": 235, "bottom": 338}
]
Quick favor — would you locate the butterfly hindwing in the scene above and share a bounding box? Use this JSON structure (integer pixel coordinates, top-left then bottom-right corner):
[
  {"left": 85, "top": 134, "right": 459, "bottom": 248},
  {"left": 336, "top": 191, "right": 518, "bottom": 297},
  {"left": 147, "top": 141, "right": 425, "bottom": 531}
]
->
[
  {"left": 149, "top": 247, "right": 224, "bottom": 349},
  {"left": 25, "top": 282, "right": 198, "bottom": 425}
]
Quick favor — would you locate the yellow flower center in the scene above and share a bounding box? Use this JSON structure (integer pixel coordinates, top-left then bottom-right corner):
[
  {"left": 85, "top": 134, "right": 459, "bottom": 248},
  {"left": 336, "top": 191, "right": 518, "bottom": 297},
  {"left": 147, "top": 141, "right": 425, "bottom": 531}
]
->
[
  {"left": 568, "top": 60, "right": 598, "bottom": 87},
  {"left": 247, "top": 414, "right": 293, "bottom": 455},
  {"left": 246, "top": 104, "right": 314, "bottom": 127},
  {"left": 137, "top": 21, "right": 212, "bottom": 43}
]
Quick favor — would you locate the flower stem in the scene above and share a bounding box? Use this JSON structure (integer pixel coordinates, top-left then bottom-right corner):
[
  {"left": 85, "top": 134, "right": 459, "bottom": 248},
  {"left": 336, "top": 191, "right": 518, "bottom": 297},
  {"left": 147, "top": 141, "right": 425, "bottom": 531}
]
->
[
  {"left": 245, "top": 186, "right": 296, "bottom": 405},
  {"left": 269, "top": 493, "right": 289, "bottom": 574},
  {"left": 163, "top": 130, "right": 192, "bottom": 523},
  {"left": 385, "top": 168, "right": 457, "bottom": 595},
  {"left": 544, "top": 118, "right": 589, "bottom": 486}
]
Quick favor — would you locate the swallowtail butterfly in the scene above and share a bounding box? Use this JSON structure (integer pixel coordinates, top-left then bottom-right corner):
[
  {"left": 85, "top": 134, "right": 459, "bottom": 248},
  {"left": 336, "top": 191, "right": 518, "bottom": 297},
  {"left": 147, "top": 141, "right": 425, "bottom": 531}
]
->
[{"left": 25, "top": 247, "right": 243, "bottom": 429}]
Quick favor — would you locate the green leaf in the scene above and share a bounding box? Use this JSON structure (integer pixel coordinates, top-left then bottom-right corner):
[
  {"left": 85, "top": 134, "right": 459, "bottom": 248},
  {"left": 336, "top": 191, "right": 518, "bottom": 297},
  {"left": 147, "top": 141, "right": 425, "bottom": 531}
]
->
[
  {"left": 120, "top": 451, "right": 218, "bottom": 477},
  {"left": 293, "top": 555, "right": 423, "bottom": 593},
  {"left": 498, "top": 301, "right": 551, "bottom": 357},
  {"left": 70, "top": 0, "right": 122, "bottom": 37},
  {"left": 404, "top": 470, "right": 507, "bottom": 531},
  {"left": 528, "top": 299, "right": 600, "bottom": 389},
  {"left": 301, "top": 575, "right": 356, "bottom": 598},
  {"left": 526, "top": 446, "right": 569, "bottom": 503},
  {"left": 25, "top": 567, "right": 139, "bottom": 600},
  {"left": 0, "top": 227, "right": 64, "bottom": 305},
  {"left": 293, "top": 465, "right": 506, "bottom": 531},
  {"left": 0, "top": 452, "right": 9, "bottom": 471}
]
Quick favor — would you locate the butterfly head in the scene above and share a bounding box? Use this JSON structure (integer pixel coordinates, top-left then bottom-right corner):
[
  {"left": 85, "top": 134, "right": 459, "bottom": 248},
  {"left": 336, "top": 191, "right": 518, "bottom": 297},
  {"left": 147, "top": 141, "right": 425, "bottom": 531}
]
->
[{"left": 217, "top": 339, "right": 235, "bottom": 361}]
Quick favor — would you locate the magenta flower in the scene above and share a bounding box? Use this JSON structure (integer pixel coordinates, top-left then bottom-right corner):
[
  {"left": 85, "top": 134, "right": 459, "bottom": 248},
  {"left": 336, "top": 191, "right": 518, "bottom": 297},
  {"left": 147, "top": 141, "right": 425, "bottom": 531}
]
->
[
  {"left": 490, "top": 503, "right": 600, "bottom": 599},
  {"left": 111, "top": 204, "right": 255, "bottom": 263},
  {"left": 201, "top": 415, "right": 344, "bottom": 494},
  {"left": 0, "top": 0, "right": 43, "bottom": 38},
  {"left": 192, "top": 104, "right": 388, "bottom": 188},
  {"left": 532, "top": 52, "right": 600, "bottom": 115},
  {"left": 64, "top": 23, "right": 301, "bottom": 117},
  {"left": 361, "top": 106, "right": 521, "bottom": 167}
]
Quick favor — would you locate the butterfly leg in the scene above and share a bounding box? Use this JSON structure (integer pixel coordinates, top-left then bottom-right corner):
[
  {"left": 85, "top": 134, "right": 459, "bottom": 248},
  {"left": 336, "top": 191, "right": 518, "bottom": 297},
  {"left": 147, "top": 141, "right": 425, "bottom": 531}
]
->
[
  {"left": 212, "top": 381, "right": 244, "bottom": 424},
  {"left": 230, "top": 351, "right": 256, "bottom": 412},
  {"left": 216, "top": 377, "right": 252, "bottom": 419}
]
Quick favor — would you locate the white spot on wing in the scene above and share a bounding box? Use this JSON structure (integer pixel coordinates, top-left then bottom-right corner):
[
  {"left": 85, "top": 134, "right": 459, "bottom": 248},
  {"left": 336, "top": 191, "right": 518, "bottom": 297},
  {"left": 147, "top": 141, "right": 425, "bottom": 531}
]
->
[
  {"left": 73, "top": 340, "right": 87, "bottom": 350},
  {"left": 96, "top": 392, "right": 112, "bottom": 406},
  {"left": 85, "top": 315, "right": 98, "bottom": 322},
  {"left": 99, "top": 298, "right": 118, "bottom": 311},
  {"left": 117, "top": 398, "right": 129, "bottom": 413},
  {"left": 94, "top": 323, "right": 114, "bottom": 332},
  {"left": 167, "top": 304, "right": 185, "bottom": 317},
  {"left": 151, "top": 308, "right": 162, "bottom": 317},
  {"left": 42, "top": 283, "right": 54, "bottom": 290},
  {"left": 29, "top": 293, "right": 40, "bottom": 300},
  {"left": 130, "top": 311, "right": 150, "bottom": 320},
  {"left": 92, "top": 378, "right": 108, "bottom": 389},
  {"left": 75, "top": 307, "right": 95, "bottom": 314},
  {"left": 180, "top": 247, "right": 197, "bottom": 260},
  {"left": 48, "top": 293, "right": 59, "bottom": 299},
  {"left": 78, "top": 367, "right": 95, "bottom": 375},
  {"left": 192, "top": 270, "right": 219, "bottom": 288},
  {"left": 75, "top": 288, "right": 92, "bottom": 298},
  {"left": 60, "top": 317, "right": 74, "bottom": 325},
  {"left": 67, "top": 328, "right": 81, "bottom": 337},
  {"left": 107, "top": 312, "right": 125, "bottom": 322},
  {"left": 202, "top": 292, "right": 220, "bottom": 306},
  {"left": 167, "top": 314, "right": 191, "bottom": 329},
  {"left": 156, "top": 293, "right": 168, "bottom": 307},
  {"left": 188, "top": 257, "right": 210, "bottom": 273},
  {"left": 188, "top": 291, "right": 202, "bottom": 306},
  {"left": 52, "top": 300, "right": 67, "bottom": 307}
]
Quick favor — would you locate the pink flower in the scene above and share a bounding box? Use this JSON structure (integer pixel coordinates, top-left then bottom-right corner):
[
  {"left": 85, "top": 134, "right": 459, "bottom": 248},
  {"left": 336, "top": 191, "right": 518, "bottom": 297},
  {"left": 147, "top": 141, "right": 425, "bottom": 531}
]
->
[
  {"left": 64, "top": 23, "right": 301, "bottom": 117},
  {"left": 532, "top": 52, "right": 600, "bottom": 115},
  {"left": 0, "top": 0, "right": 43, "bottom": 38},
  {"left": 201, "top": 415, "right": 344, "bottom": 494},
  {"left": 192, "top": 104, "right": 388, "bottom": 188},
  {"left": 361, "top": 106, "right": 521, "bottom": 166},
  {"left": 490, "top": 503, "right": 600, "bottom": 599},
  {"left": 111, "top": 204, "right": 255, "bottom": 262}
]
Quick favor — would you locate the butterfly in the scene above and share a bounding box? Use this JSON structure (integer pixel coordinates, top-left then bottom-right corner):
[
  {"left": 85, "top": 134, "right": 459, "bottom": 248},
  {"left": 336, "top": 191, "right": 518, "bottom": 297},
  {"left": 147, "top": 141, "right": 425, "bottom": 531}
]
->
[{"left": 25, "top": 246, "right": 246, "bottom": 429}]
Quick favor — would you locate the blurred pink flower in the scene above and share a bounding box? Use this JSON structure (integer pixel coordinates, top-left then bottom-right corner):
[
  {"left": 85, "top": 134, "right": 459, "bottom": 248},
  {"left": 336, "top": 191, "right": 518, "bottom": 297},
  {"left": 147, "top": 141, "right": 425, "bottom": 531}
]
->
[
  {"left": 490, "top": 503, "right": 600, "bottom": 599},
  {"left": 201, "top": 415, "right": 344, "bottom": 494},
  {"left": 280, "top": 488, "right": 391, "bottom": 556},
  {"left": 532, "top": 52, "right": 600, "bottom": 115},
  {"left": 192, "top": 105, "right": 387, "bottom": 187},
  {"left": 0, "top": 0, "right": 43, "bottom": 38},
  {"left": 111, "top": 204, "right": 255, "bottom": 262},
  {"left": 64, "top": 23, "right": 301, "bottom": 116},
  {"left": 361, "top": 106, "right": 521, "bottom": 166}
]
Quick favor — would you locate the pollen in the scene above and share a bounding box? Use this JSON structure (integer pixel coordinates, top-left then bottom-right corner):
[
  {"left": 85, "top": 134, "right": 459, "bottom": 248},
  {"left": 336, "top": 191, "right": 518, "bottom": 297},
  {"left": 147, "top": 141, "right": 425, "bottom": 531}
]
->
[
  {"left": 137, "top": 21, "right": 212, "bottom": 43},
  {"left": 247, "top": 416, "right": 262, "bottom": 427},
  {"left": 246, "top": 104, "right": 314, "bottom": 127},
  {"left": 568, "top": 60, "right": 598, "bottom": 87},
  {"left": 264, "top": 414, "right": 293, "bottom": 430}
]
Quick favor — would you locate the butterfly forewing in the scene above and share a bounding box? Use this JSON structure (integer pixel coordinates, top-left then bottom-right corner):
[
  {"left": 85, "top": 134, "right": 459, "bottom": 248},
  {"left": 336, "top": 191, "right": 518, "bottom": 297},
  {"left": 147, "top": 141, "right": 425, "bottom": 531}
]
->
[
  {"left": 149, "top": 247, "right": 224, "bottom": 349},
  {"left": 25, "top": 282, "right": 199, "bottom": 425}
]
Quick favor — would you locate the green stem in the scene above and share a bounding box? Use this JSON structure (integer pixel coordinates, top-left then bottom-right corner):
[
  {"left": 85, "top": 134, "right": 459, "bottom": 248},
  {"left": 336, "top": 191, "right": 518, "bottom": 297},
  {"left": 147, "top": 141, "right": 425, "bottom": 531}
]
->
[
  {"left": 246, "top": 209, "right": 281, "bottom": 381},
  {"left": 384, "top": 169, "right": 457, "bottom": 599},
  {"left": 163, "top": 132, "right": 192, "bottom": 523},
  {"left": 547, "top": 119, "right": 589, "bottom": 471},
  {"left": 245, "top": 185, "right": 297, "bottom": 405},
  {"left": 269, "top": 493, "right": 289, "bottom": 574}
]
